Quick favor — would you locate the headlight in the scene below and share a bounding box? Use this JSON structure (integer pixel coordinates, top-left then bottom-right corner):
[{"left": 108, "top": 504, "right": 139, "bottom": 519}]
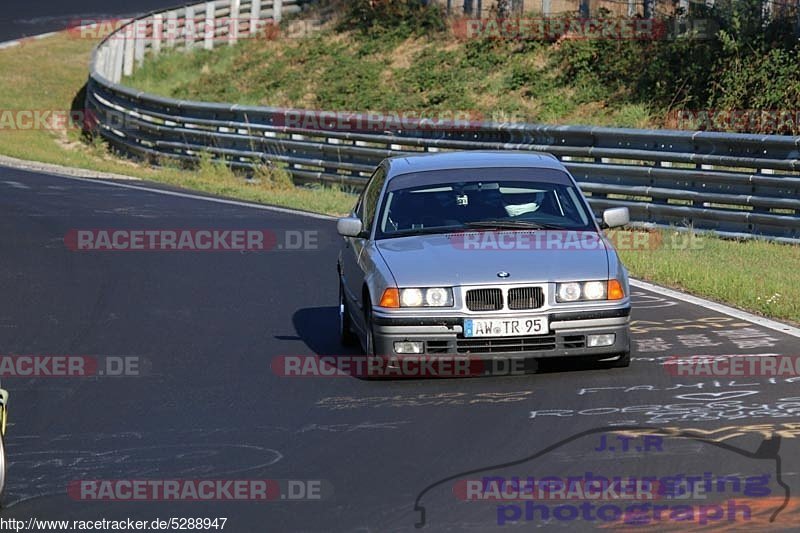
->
[
  {"left": 558, "top": 283, "right": 582, "bottom": 302},
  {"left": 399, "top": 288, "right": 454, "bottom": 307},
  {"left": 425, "top": 288, "right": 450, "bottom": 306},
  {"left": 400, "top": 288, "right": 424, "bottom": 307},
  {"left": 583, "top": 281, "right": 607, "bottom": 300},
  {"left": 557, "top": 280, "right": 623, "bottom": 302}
]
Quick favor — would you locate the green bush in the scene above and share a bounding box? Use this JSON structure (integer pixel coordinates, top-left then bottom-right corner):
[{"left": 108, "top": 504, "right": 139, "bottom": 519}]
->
[
  {"left": 552, "top": 31, "right": 721, "bottom": 111},
  {"left": 545, "top": 1, "right": 800, "bottom": 122},
  {"left": 335, "top": 0, "right": 446, "bottom": 36}
]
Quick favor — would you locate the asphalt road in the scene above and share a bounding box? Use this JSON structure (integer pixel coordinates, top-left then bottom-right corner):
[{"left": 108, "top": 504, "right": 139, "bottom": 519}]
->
[
  {"left": 0, "top": 1, "right": 184, "bottom": 42},
  {"left": 0, "top": 166, "right": 799, "bottom": 531}
]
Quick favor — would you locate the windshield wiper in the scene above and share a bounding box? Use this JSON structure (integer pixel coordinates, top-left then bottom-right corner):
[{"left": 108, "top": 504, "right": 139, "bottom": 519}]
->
[
  {"left": 386, "top": 225, "right": 463, "bottom": 237},
  {"left": 464, "top": 219, "right": 566, "bottom": 230}
]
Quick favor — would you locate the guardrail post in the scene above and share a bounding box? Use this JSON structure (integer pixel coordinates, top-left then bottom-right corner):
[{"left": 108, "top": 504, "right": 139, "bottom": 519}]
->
[
  {"left": 134, "top": 20, "right": 146, "bottom": 67},
  {"left": 643, "top": 0, "right": 654, "bottom": 19},
  {"left": 186, "top": 5, "right": 197, "bottom": 49},
  {"left": 165, "top": 11, "right": 177, "bottom": 48},
  {"left": 274, "top": 0, "right": 283, "bottom": 23},
  {"left": 95, "top": 47, "right": 106, "bottom": 78},
  {"left": 250, "top": 0, "right": 262, "bottom": 35},
  {"left": 123, "top": 24, "right": 135, "bottom": 77},
  {"left": 152, "top": 13, "right": 163, "bottom": 55},
  {"left": 204, "top": 2, "right": 215, "bottom": 50},
  {"left": 229, "top": 0, "right": 241, "bottom": 45},
  {"left": 112, "top": 38, "right": 124, "bottom": 83}
]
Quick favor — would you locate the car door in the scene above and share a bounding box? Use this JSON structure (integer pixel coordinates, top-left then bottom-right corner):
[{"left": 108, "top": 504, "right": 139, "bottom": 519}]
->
[{"left": 340, "top": 165, "right": 387, "bottom": 329}]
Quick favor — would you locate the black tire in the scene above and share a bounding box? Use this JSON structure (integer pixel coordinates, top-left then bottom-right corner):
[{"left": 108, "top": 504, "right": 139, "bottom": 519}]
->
[
  {"left": 605, "top": 351, "right": 631, "bottom": 368},
  {"left": 360, "top": 299, "right": 390, "bottom": 379},
  {"left": 338, "top": 280, "right": 357, "bottom": 346},
  {"left": 363, "top": 298, "right": 377, "bottom": 357}
]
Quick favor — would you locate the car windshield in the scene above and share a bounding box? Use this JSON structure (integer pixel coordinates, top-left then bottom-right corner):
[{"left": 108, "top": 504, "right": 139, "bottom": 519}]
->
[{"left": 376, "top": 173, "right": 596, "bottom": 239}]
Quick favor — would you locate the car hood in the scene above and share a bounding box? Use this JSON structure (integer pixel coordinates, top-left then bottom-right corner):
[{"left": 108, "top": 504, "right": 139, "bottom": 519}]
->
[{"left": 376, "top": 231, "right": 610, "bottom": 287}]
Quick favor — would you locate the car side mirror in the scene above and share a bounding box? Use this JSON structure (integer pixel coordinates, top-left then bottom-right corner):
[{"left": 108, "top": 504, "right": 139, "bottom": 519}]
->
[
  {"left": 337, "top": 216, "right": 366, "bottom": 238},
  {"left": 601, "top": 207, "right": 630, "bottom": 229}
]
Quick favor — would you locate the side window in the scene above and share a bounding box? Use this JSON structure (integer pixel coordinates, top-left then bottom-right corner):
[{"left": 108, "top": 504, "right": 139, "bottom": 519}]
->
[{"left": 358, "top": 167, "right": 387, "bottom": 235}]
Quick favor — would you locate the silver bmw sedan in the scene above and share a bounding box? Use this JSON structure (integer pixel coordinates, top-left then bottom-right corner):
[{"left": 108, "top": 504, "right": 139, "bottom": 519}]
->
[{"left": 336, "top": 151, "right": 632, "bottom": 371}]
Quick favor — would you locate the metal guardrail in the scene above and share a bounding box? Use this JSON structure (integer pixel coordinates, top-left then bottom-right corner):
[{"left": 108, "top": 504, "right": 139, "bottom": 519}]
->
[{"left": 85, "top": 0, "right": 800, "bottom": 243}]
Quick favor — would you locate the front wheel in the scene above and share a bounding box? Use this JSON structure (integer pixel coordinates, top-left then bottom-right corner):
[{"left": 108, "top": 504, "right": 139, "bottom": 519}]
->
[
  {"left": 363, "top": 299, "right": 376, "bottom": 356},
  {"left": 604, "top": 351, "right": 631, "bottom": 368},
  {"left": 338, "top": 280, "right": 357, "bottom": 346},
  {"left": 361, "top": 300, "right": 389, "bottom": 380}
]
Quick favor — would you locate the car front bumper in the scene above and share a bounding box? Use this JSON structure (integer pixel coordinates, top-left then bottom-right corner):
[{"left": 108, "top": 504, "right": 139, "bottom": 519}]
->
[{"left": 371, "top": 307, "right": 630, "bottom": 360}]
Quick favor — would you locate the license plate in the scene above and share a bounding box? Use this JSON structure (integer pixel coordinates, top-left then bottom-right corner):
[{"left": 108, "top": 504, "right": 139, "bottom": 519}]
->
[{"left": 464, "top": 317, "right": 549, "bottom": 338}]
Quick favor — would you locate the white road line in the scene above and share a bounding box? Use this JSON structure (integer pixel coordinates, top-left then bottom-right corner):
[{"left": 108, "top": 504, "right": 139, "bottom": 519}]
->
[
  {"left": 630, "top": 279, "right": 800, "bottom": 338},
  {"left": 0, "top": 31, "right": 60, "bottom": 50},
  {"left": 0, "top": 154, "right": 141, "bottom": 181},
  {"left": 0, "top": 21, "right": 111, "bottom": 51},
  {"left": 2, "top": 180, "right": 30, "bottom": 189},
  {"left": 31, "top": 172, "right": 338, "bottom": 221}
]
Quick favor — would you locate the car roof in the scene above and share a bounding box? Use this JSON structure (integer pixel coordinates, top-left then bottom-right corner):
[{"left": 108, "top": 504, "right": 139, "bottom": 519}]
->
[{"left": 385, "top": 151, "right": 565, "bottom": 177}]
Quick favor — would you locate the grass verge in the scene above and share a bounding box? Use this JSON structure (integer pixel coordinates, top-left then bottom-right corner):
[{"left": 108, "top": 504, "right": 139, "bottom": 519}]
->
[
  {"left": 0, "top": 33, "right": 797, "bottom": 324},
  {"left": 126, "top": 27, "right": 655, "bottom": 128},
  {"left": 609, "top": 229, "right": 799, "bottom": 325},
  {"left": 0, "top": 33, "right": 357, "bottom": 217}
]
